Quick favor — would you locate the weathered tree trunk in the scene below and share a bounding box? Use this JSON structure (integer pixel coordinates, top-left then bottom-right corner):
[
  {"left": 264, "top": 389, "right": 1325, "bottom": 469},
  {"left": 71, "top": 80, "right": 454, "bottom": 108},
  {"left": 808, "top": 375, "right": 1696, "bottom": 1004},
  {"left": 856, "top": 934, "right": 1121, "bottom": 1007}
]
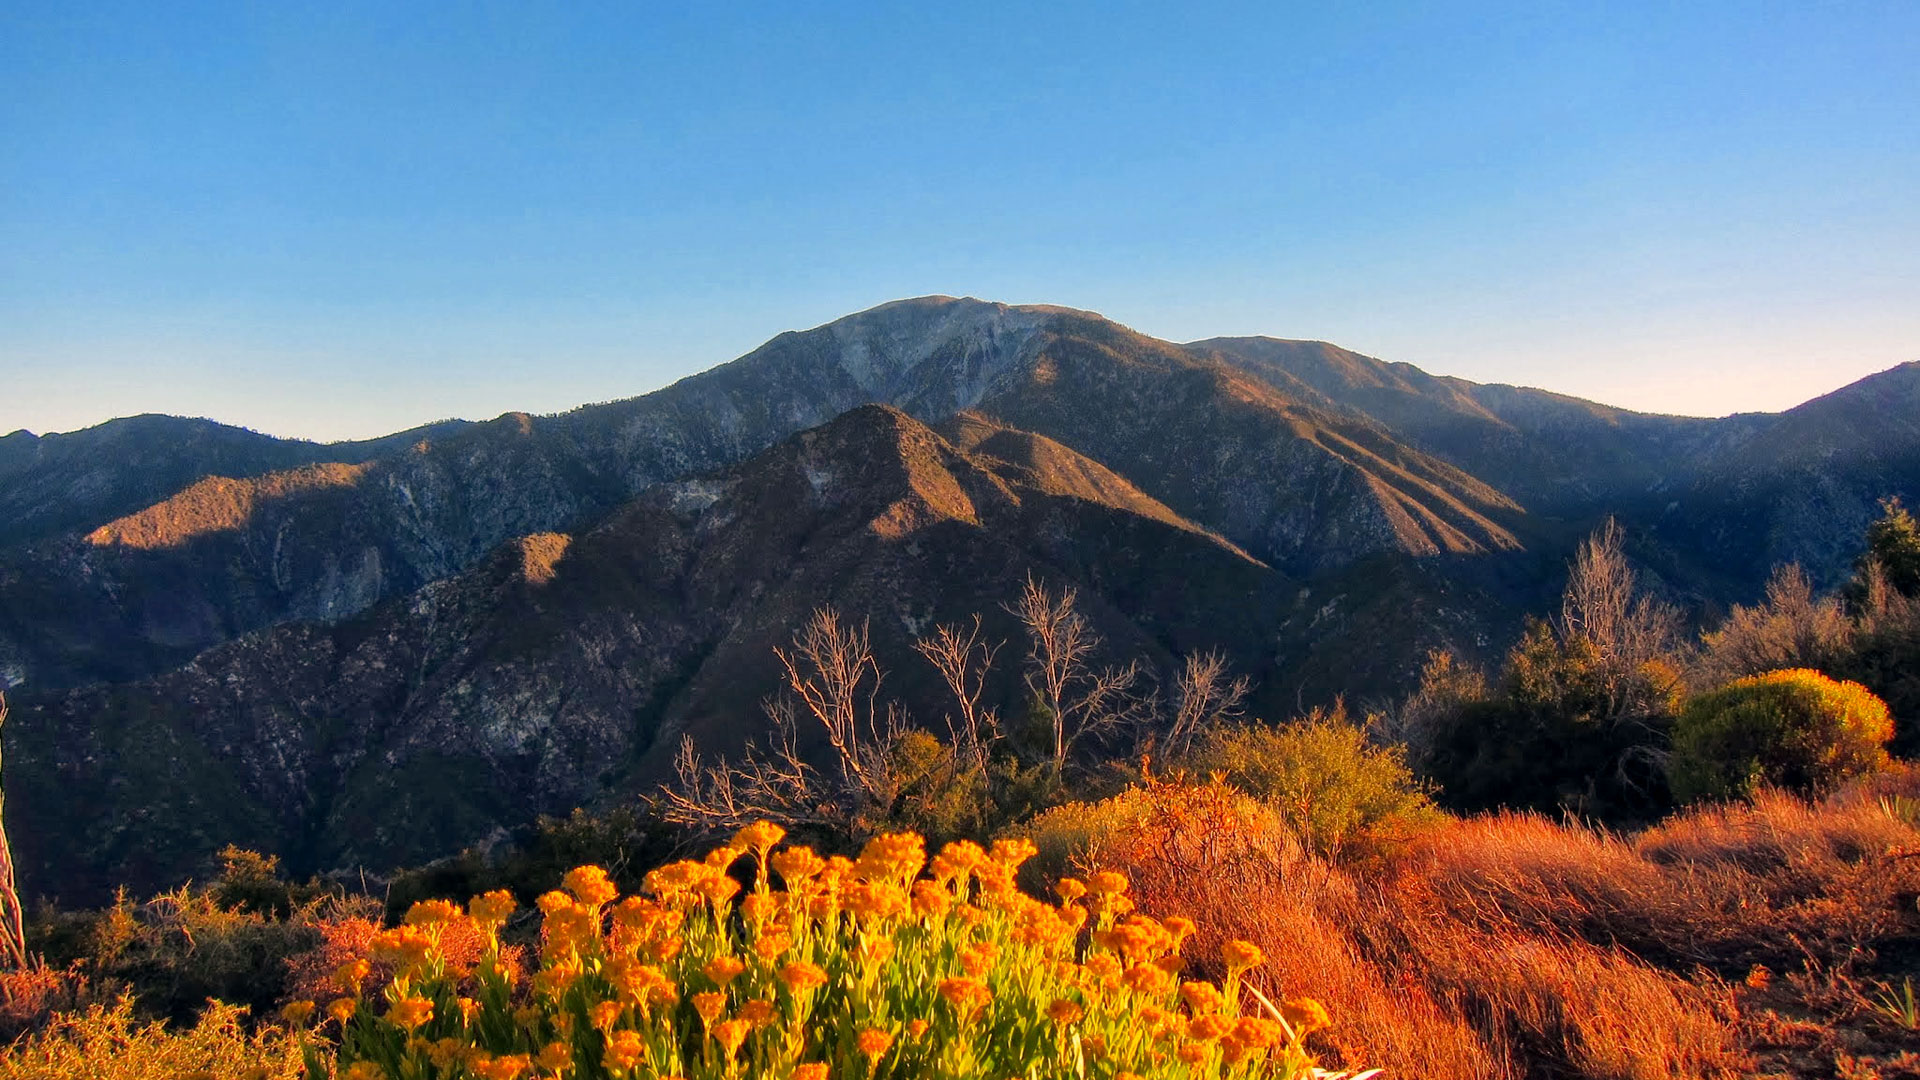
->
[{"left": 0, "top": 694, "right": 28, "bottom": 969}]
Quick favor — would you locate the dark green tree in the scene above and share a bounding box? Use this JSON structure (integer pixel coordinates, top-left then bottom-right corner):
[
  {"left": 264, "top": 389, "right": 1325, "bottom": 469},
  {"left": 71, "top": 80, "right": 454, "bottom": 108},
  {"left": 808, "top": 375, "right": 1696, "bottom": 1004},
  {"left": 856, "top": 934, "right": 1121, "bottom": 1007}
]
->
[{"left": 1850, "top": 496, "right": 1920, "bottom": 603}]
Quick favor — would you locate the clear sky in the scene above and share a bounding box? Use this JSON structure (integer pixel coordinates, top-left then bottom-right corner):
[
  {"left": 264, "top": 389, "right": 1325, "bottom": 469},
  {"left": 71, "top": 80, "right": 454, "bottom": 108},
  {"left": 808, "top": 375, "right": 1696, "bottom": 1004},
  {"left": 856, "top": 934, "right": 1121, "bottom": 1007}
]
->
[{"left": 4, "top": 1, "right": 1917, "bottom": 442}]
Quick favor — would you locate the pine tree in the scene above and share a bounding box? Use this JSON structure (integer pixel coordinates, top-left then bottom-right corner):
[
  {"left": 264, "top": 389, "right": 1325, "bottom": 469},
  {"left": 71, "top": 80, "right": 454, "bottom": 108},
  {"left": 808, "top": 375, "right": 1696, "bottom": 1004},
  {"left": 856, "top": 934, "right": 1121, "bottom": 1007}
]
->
[{"left": 1859, "top": 496, "right": 1920, "bottom": 599}]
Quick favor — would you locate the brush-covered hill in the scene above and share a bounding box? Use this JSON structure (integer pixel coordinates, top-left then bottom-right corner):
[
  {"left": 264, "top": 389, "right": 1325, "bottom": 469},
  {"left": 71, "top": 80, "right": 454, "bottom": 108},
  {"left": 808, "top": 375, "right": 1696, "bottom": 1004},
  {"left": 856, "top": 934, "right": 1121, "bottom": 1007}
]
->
[{"left": 10, "top": 406, "right": 1308, "bottom": 901}]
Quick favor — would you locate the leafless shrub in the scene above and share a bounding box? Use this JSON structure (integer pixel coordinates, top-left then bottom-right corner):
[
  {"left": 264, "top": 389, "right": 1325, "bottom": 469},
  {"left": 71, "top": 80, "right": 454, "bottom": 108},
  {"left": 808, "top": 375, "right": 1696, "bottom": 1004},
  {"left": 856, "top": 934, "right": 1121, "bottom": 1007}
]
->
[
  {"left": 1385, "top": 648, "right": 1488, "bottom": 758},
  {"left": 1562, "top": 519, "right": 1682, "bottom": 691},
  {"left": 662, "top": 608, "right": 904, "bottom": 833},
  {"left": 913, "top": 615, "right": 1002, "bottom": 773},
  {"left": 1008, "top": 575, "right": 1148, "bottom": 771},
  {"left": 1694, "top": 564, "right": 1855, "bottom": 690}
]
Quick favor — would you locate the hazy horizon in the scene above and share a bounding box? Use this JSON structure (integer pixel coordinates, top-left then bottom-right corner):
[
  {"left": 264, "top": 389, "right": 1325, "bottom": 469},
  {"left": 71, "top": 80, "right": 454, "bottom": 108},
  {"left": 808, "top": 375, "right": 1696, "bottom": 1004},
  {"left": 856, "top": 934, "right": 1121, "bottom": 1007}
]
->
[
  {"left": 5, "top": 294, "right": 1917, "bottom": 443},
  {"left": 5, "top": 2, "right": 1916, "bottom": 441}
]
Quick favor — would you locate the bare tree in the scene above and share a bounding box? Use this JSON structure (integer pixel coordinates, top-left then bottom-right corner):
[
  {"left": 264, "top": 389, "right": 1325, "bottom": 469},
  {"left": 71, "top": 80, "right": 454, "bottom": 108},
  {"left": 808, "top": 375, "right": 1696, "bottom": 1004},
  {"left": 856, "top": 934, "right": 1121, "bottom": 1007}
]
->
[
  {"left": 1558, "top": 519, "right": 1686, "bottom": 742},
  {"left": 663, "top": 728, "right": 833, "bottom": 832},
  {"left": 1009, "top": 576, "right": 1145, "bottom": 772},
  {"left": 1162, "top": 650, "right": 1250, "bottom": 758},
  {"left": 0, "top": 694, "right": 26, "bottom": 969},
  {"left": 1694, "top": 563, "right": 1854, "bottom": 689},
  {"left": 773, "top": 609, "right": 891, "bottom": 797},
  {"left": 1560, "top": 518, "right": 1678, "bottom": 673},
  {"left": 660, "top": 608, "right": 903, "bottom": 833},
  {"left": 914, "top": 615, "right": 1002, "bottom": 773}
]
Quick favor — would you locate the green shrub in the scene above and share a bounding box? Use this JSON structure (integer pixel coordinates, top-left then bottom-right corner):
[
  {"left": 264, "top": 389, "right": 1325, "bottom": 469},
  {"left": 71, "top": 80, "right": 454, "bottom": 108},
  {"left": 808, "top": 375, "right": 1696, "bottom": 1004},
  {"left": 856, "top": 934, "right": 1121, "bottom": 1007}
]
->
[
  {"left": 1420, "top": 620, "right": 1684, "bottom": 819},
  {"left": 1187, "top": 707, "right": 1443, "bottom": 859},
  {"left": 1669, "top": 668, "right": 1894, "bottom": 803}
]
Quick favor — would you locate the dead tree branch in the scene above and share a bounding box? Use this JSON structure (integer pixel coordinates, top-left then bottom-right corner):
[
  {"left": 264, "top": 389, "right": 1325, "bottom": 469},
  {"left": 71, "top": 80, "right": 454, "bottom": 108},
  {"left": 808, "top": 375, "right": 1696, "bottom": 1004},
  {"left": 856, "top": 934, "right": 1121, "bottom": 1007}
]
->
[
  {"left": 1009, "top": 576, "right": 1146, "bottom": 771},
  {"left": 914, "top": 615, "right": 1003, "bottom": 773},
  {"left": 659, "top": 608, "right": 902, "bottom": 834},
  {"left": 1164, "top": 650, "right": 1251, "bottom": 757}
]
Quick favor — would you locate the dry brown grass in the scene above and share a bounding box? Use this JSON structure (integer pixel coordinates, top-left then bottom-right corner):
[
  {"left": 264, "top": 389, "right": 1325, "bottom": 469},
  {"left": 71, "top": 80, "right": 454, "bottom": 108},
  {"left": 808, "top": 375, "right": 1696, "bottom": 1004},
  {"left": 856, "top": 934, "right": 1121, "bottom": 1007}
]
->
[
  {"left": 1095, "top": 781, "right": 1517, "bottom": 1080},
  {"left": 1076, "top": 775, "right": 1920, "bottom": 1079}
]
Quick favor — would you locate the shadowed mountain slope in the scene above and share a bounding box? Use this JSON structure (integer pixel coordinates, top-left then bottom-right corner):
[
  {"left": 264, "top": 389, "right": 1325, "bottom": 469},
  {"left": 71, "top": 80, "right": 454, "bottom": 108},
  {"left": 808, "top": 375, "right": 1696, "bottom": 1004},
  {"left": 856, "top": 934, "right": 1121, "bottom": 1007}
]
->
[
  {"left": 1187, "top": 336, "right": 1729, "bottom": 507},
  {"left": 8, "top": 297, "right": 1914, "bottom": 903},
  {"left": 0, "top": 415, "right": 470, "bottom": 550},
  {"left": 0, "top": 298, "right": 1529, "bottom": 694},
  {"left": 9, "top": 406, "right": 1298, "bottom": 901}
]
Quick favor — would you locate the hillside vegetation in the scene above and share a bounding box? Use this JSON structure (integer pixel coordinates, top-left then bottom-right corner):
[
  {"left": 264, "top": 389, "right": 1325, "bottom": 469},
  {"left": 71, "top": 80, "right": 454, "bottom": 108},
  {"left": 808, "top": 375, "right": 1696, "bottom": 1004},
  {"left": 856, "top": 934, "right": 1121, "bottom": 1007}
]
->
[
  {"left": 4, "top": 304, "right": 1920, "bottom": 1076},
  {"left": 3, "top": 504, "right": 1918, "bottom": 1078}
]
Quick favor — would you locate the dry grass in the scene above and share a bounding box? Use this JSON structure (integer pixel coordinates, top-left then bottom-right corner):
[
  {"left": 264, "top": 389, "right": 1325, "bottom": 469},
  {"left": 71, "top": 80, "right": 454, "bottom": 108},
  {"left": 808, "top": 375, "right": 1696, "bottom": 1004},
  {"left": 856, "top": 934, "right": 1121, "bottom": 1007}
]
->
[
  {"left": 0, "top": 997, "right": 305, "bottom": 1080},
  {"left": 1076, "top": 775, "right": 1920, "bottom": 1079},
  {"left": 1094, "top": 781, "right": 1517, "bottom": 1080},
  {"left": 0, "top": 962, "right": 112, "bottom": 1045}
]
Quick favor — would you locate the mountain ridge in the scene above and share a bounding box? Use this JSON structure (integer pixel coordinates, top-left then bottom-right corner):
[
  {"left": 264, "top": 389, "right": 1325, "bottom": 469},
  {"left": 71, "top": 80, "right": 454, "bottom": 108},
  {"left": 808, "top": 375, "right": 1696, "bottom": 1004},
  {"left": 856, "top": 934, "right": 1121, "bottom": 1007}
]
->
[
  {"left": 7, "top": 295, "right": 1916, "bottom": 902},
  {"left": 10, "top": 404, "right": 1298, "bottom": 901}
]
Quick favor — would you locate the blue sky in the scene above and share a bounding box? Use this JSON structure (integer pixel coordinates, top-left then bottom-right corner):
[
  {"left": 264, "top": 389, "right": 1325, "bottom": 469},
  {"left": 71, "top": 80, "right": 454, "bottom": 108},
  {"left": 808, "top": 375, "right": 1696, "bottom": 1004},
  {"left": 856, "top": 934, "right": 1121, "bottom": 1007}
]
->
[{"left": 4, "top": 1, "right": 1916, "bottom": 441}]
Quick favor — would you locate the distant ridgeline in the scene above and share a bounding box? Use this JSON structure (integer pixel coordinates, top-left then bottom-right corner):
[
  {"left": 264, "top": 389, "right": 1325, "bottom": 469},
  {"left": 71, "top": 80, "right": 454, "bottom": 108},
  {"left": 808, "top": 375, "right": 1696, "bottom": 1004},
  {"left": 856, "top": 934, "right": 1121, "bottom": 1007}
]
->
[{"left": 2, "top": 296, "right": 1916, "bottom": 900}]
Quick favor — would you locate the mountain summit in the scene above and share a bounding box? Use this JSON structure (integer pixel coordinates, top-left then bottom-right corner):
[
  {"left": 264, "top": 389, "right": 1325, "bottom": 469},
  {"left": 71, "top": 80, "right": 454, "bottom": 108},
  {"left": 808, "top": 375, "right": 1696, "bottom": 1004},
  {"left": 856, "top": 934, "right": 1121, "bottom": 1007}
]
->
[{"left": 2, "top": 297, "right": 1914, "bottom": 899}]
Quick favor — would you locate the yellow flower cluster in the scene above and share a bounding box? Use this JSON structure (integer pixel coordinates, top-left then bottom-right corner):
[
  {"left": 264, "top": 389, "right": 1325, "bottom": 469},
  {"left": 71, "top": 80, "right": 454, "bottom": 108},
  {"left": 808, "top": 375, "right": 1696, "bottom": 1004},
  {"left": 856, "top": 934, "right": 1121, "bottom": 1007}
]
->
[{"left": 290, "top": 824, "right": 1335, "bottom": 1079}]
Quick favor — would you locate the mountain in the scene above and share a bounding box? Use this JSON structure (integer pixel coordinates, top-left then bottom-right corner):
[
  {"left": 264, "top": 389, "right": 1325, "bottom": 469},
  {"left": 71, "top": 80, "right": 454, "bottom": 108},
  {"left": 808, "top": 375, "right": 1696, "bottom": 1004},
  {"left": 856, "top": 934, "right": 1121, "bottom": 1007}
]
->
[
  {"left": 1654, "top": 361, "right": 1920, "bottom": 591},
  {"left": 0, "top": 298, "right": 1527, "bottom": 696},
  {"left": 3, "top": 297, "right": 1915, "bottom": 900},
  {"left": 9, "top": 406, "right": 1297, "bottom": 901},
  {"left": 1184, "top": 337, "right": 1727, "bottom": 507},
  {"left": 0, "top": 414, "right": 469, "bottom": 550}
]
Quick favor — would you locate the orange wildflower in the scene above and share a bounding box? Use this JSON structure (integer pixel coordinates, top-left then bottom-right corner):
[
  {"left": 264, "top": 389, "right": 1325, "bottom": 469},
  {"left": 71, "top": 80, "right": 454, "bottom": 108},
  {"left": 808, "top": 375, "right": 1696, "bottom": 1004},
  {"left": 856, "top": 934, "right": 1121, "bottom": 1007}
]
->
[
  {"left": 734, "top": 820, "right": 787, "bottom": 853},
  {"left": 780, "top": 960, "right": 828, "bottom": 994},
  {"left": 702, "top": 955, "right": 747, "bottom": 987},
  {"left": 602, "top": 1029, "right": 644, "bottom": 1072},
  {"left": 771, "top": 846, "right": 826, "bottom": 885},
  {"left": 1281, "top": 996, "right": 1331, "bottom": 1035},
  {"left": 856, "top": 1028, "right": 894, "bottom": 1059},
  {"left": 692, "top": 991, "right": 728, "bottom": 1025},
  {"left": 739, "top": 998, "right": 778, "bottom": 1029},
  {"left": 1221, "top": 939, "right": 1265, "bottom": 974},
  {"left": 387, "top": 994, "right": 434, "bottom": 1032},
  {"left": 713, "top": 1018, "right": 752, "bottom": 1055},
  {"left": 469, "top": 889, "right": 516, "bottom": 927},
  {"left": 564, "top": 865, "right": 619, "bottom": 907}
]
